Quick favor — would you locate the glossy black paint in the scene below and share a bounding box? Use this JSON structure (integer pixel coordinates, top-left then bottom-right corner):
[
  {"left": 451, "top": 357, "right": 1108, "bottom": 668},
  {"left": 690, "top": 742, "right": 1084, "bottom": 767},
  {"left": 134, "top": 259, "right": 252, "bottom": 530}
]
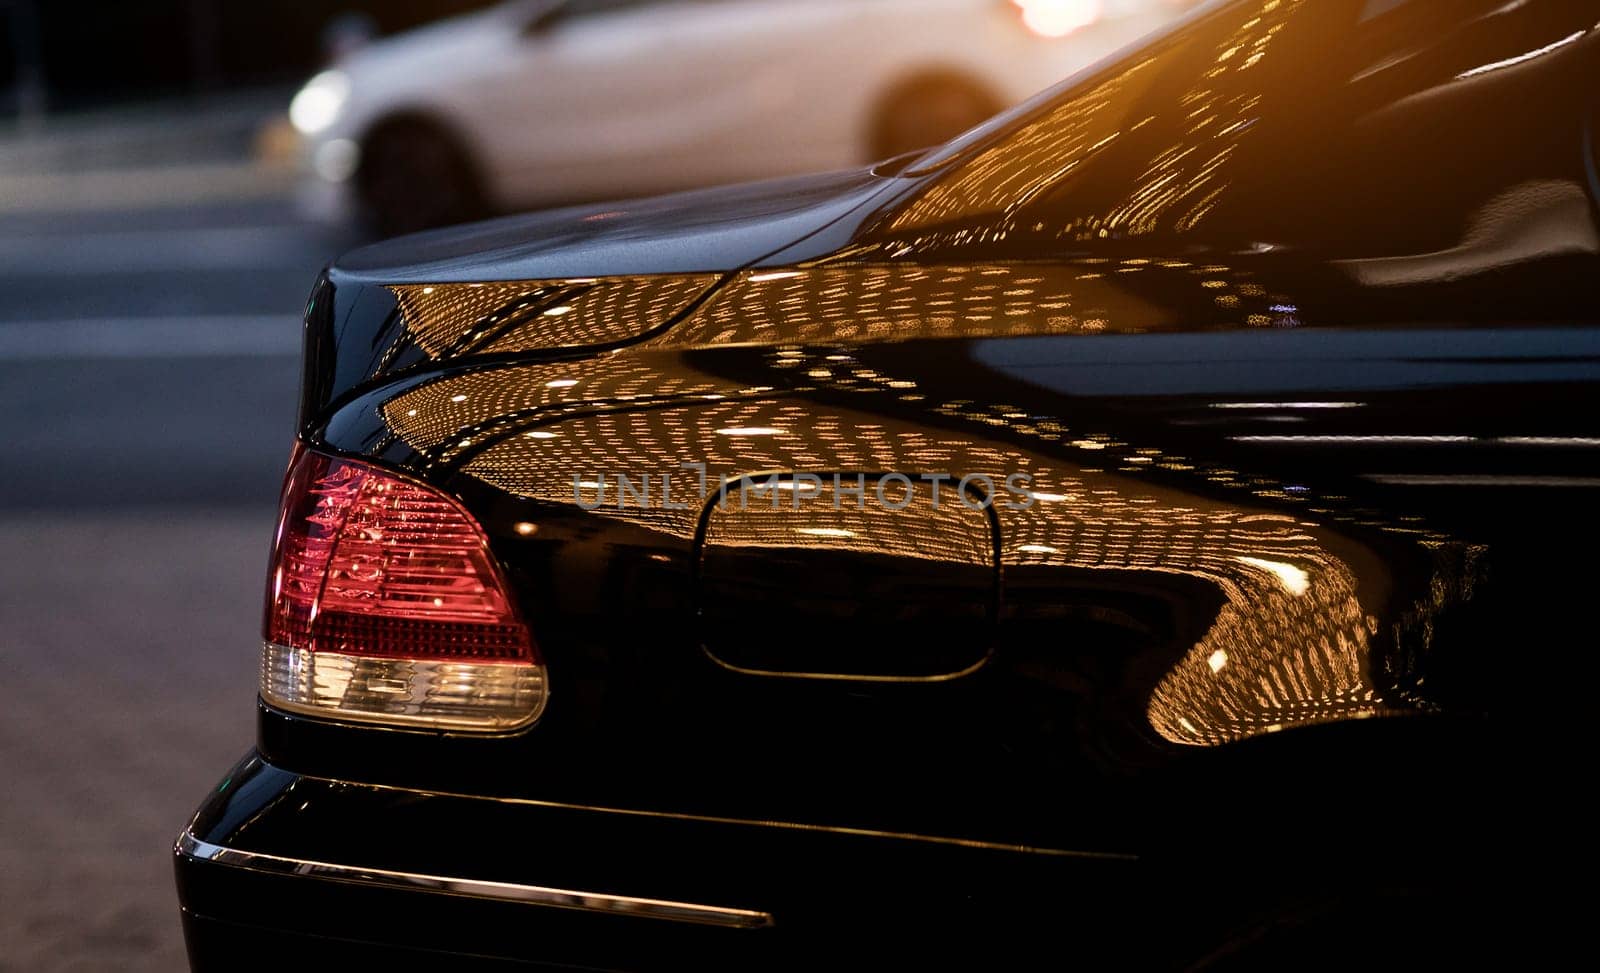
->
[
  {"left": 183, "top": 727, "right": 1499, "bottom": 971},
  {"left": 331, "top": 165, "right": 905, "bottom": 281},
  {"left": 179, "top": 0, "right": 1597, "bottom": 966}
]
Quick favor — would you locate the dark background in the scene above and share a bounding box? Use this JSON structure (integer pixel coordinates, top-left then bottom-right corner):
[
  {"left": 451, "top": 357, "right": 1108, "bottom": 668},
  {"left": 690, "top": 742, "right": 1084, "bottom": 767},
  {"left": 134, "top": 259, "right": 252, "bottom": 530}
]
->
[
  {"left": 2, "top": 0, "right": 498, "bottom": 111},
  {"left": 2, "top": 6, "right": 379, "bottom": 968}
]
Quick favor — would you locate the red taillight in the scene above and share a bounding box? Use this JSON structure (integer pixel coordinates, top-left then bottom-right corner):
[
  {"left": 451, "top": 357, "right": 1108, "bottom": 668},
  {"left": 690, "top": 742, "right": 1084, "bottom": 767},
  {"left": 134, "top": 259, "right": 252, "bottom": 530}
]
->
[
  {"left": 265, "top": 449, "right": 531, "bottom": 661},
  {"left": 260, "top": 448, "right": 546, "bottom": 731}
]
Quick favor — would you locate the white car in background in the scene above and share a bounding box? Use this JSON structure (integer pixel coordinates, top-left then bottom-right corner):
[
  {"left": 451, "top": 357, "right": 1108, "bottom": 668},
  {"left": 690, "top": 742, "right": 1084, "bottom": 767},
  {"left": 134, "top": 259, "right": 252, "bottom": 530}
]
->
[{"left": 291, "top": 0, "right": 1194, "bottom": 235}]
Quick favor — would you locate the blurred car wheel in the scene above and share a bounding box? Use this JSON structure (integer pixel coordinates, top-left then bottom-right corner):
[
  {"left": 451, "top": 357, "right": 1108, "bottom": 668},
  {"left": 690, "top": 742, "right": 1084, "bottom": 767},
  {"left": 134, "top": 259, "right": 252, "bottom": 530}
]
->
[
  {"left": 871, "top": 75, "right": 1001, "bottom": 161},
  {"left": 358, "top": 118, "right": 487, "bottom": 237}
]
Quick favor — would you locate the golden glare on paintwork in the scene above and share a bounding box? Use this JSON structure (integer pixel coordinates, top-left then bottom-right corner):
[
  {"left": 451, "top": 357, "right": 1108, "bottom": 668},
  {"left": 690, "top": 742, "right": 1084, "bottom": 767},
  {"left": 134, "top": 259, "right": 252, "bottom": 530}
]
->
[
  {"left": 704, "top": 477, "right": 996, "bottom": 568},
  {"left": 386, "top": 273, "right": 717, "bottom": 360},
  {"left": 876, "top": 0, "right": 1303, "bottom": 250},
  {"left": 1235, "top": 555, "right": 1310, "bottom": 596},
  {"left": 350, "top": 0, "right": 1520, "bottom": 751},
  {"left": 670, "top": 258, "right": 1297, "bottom": 351},
  {"left": 794, "top": 527, "right": 856, "bottom": 539},
  {"left": 368, "top": 312, "right": 1482, "bottom": 748},
  {"left": 418, "top": 379, "right": 1453, "bottom": 747}
]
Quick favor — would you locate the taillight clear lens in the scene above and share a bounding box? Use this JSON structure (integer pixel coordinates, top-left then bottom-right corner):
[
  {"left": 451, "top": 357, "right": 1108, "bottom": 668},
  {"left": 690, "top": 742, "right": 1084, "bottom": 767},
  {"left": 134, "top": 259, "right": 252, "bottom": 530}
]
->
[{"left": 260, "top": 448, "right": 546, "bottom": 731}]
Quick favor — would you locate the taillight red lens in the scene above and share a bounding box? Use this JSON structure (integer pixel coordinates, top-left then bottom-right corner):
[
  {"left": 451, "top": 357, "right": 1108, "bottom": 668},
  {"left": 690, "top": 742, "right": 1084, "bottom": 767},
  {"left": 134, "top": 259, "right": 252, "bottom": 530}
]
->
[
  {"left": 265, "top": 449, "right": 532, "bottom": 661},
  {"left": 260, "top": 448, "right": 546, "bottom": 731}
]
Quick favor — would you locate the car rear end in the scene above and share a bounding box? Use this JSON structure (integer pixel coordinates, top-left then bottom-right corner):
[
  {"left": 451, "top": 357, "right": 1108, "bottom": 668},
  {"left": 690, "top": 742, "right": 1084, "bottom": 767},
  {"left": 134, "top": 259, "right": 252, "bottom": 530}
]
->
[
  {"left": 173, "top": 240, "right": 1502, "bottom": 973},
  {"left": 170, "top": 167, "right": 1163, "bottom": 968},
  {"left": 175, "top": 0, "right": 1576, "bottom": 964}
]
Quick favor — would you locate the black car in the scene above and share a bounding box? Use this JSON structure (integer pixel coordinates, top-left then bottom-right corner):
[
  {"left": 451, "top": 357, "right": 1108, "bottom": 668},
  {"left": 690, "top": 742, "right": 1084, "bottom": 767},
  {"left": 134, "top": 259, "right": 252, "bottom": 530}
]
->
[{"left": 175, "top": 0, "right": 1596, "bottom": 967}]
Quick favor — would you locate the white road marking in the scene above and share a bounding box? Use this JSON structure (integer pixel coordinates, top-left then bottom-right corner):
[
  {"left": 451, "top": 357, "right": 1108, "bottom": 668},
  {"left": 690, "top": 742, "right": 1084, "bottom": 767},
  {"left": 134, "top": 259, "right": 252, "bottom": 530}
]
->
[
  {"left": 0, "top": 316, "right": 301, "bottom": 360},
  {"left": 0, "top": 162, "right": 294, "bottom": 216},
  {"left": 0, "top": 225, "right": 333, "bottom": 275}
]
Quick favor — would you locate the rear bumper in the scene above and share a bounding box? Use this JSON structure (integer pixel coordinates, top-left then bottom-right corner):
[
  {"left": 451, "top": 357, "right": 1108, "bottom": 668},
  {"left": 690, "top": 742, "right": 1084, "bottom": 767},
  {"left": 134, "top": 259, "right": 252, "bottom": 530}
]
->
[
  {"left": 176, "top": 828, "right": 772, "bottom": 930},
  {"left": 174, "top": 752, "right": 1143, "bottom": 970}
]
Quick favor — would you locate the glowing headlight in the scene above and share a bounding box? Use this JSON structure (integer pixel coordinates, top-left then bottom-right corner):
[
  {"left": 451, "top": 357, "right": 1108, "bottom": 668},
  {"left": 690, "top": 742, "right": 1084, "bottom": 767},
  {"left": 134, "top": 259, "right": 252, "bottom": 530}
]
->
[
  {"left": 289, "top": 70, "right": 351, "bottom": 136},
  {"left": 1013, "top": 0, "right": 1104, "bottom": 38}
]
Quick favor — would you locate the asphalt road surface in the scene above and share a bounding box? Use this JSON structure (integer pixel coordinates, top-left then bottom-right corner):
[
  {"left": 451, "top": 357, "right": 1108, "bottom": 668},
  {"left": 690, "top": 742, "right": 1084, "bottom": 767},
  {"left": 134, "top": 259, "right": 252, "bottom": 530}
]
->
[{"left": 0, "top": 193, "right": 360, "bottom": 970}]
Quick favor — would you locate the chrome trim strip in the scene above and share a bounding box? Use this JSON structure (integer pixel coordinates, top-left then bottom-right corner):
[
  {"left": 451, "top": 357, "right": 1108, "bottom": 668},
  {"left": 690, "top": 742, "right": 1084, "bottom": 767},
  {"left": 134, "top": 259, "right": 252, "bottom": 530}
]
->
[
  {"left": 702, "top": 645, "right": 994, "bottom": 684},
  {"left": 240, "top": 768, "right": 1136, "bottom": 861},
  {"left": 327, "top": 776, "right": 1137, "bottom": 861},
  {"left": 175, "top": 829, "right": 773, "bottom": 929}
]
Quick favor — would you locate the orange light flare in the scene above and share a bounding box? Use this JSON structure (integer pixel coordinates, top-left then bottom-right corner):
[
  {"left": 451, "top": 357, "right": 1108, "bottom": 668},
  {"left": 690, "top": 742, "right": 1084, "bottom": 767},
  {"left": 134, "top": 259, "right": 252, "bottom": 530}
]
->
[{"left": 1012, "top": 0, "right": 1104, "bottom": 38}]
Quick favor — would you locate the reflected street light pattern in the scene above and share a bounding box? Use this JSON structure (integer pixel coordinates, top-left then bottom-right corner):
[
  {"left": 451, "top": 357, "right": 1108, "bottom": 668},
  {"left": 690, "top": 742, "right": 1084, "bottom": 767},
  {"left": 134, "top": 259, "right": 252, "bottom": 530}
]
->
[
  {"left": 377, "top": 344, "right": 1477, "bottom": 747},
  {"left": 348, "top": 0, "right": 1573, "bottom": 750}
]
